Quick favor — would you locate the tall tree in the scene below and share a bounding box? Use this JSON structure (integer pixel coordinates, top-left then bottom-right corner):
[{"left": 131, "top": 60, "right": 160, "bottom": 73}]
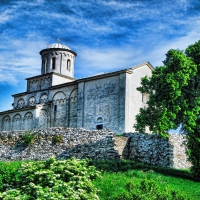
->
[{"left": 134, "top": 40, "right": 200, "bottom": 181}]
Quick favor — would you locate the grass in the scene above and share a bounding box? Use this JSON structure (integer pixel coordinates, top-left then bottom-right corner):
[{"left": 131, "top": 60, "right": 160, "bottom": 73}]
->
[
  {"left": 90, "top": 160, "right": 200, "bottom": 200},
  {"left": 1, "top": 159, "right": 200, "bottom": 199}
]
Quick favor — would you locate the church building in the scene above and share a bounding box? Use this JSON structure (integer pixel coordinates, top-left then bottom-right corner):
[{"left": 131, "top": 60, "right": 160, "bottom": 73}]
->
[{"left": 0, "top": 42, "right": 153, "bottom": 133}]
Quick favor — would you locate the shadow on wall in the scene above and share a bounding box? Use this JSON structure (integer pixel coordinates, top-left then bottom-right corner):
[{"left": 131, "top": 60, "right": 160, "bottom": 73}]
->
[
  {"left": 117, "top": 133, "right": 190, "bottom": 169},
  {"left": 0, "top": 128, "right": 120, "bottom": 161},
  {"left": 0, "top": 129, "right": 191, "bottom": 169}
]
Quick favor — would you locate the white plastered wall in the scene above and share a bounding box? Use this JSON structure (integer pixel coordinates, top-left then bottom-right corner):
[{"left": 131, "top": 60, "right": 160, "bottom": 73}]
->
[
  {"left": 125, "top": 64, "right": 152, "bottom": 133},
  {"left": 52, "top": 74, "right": 74, "bottom": 86}
]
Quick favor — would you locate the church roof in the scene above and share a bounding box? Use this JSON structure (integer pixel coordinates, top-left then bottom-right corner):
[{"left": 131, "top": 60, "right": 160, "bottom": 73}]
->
[
  {"left": 40, "top": 42, "right": 77, "bottom": 56},
  {"left": 46, "top": 43, "right": 71, "bottom": 50}
]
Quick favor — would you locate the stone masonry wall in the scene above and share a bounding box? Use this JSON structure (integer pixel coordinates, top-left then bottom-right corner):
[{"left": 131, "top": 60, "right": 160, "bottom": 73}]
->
[
  {"left": 0, "top": 128, "right": 119, "bottom": 161},
  {"left": 0, "top": 129, "right": 192, "bottom": 169},
  {"left": 118, "top": 133, "right": 191, "bottom": 169}
]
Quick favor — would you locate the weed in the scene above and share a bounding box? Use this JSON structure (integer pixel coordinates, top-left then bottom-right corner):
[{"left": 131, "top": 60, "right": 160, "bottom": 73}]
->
[
  {"left": 21, "top": 131, "right": 37, "bottom": 146},
  {"left": 52, "top": 134, "right": 64, "bottom": 145}
]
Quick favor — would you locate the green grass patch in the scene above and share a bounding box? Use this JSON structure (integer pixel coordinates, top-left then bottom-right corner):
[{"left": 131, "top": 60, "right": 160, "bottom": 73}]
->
[
  {"left": 1, "top": 159, "right": 200, "bottom": 199},
  {"left": 115, "top": 133, "right": 124, "bottom": 137},
  {"left": 91, "top": 160, "right": 200, "bottom": 200}
]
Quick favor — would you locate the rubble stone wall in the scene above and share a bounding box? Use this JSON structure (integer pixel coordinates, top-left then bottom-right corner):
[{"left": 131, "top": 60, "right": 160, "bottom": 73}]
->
[
  {"left": 0, "top": 129, "right": 191, "bottom": 169},
  {"left": 0, "top": 128, "right": 119, "bottom": 161},
  {"left": 120, "top": 133, "right": 191, "bottom": 169}
]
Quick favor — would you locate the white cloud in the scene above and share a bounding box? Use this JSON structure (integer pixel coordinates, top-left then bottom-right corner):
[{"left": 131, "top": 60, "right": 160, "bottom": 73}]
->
[
  {"left": 0, "top": 37, "right": 48, "bottom": 84},
  {"left": 148, "top": 30, "right": 200, "bottom": 67},
  {"left": 0, "top": 72, "right": 17, "bottom": 85},
  {"left": 74, "top": 45, "right": 144, "bottom": 78}
]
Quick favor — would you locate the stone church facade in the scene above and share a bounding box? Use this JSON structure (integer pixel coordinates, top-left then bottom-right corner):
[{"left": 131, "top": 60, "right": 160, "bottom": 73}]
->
[{"left": 0, "top": 42, "right": 153, "bottom": 133}]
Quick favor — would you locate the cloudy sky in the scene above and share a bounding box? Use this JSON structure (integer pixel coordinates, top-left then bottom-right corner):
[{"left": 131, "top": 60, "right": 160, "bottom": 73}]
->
[{"left": 0, "top": 0, "right": 200, "bottom": 111}]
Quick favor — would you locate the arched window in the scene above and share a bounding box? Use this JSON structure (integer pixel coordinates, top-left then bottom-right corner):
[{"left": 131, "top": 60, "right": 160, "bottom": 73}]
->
[
  {"left": 52, "top": 57, "right": 56, "bottom": 69},
  {"left": 96, "top": 116, "right": 104, "bottom": 130},
  {"left": 67, "top": 59, "right": 71, "bottom": 71},
  {"left": 42, "top": 59, "right": 45, "bottom": 74}
]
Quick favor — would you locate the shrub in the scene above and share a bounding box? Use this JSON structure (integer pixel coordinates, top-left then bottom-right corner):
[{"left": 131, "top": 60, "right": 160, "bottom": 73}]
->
[
  {"left": 0, "top": 161, "right": 21, "bottom": 192},
  {"left": 52, "top": 134, "right": 64, "bottom": 145},
  {"left": 0, "top": 158, "right": 100, "bottom": 199},
  {"left": 21, "top": 131, "right": 37, "bottom": 146},
  {"left": 115, "top": 178, "right": 190, "bottom": 200}
]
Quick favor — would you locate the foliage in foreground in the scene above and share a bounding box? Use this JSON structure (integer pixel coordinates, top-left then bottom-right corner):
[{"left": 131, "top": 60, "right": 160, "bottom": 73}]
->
[
  {"left": 89, "top": 159, "right": 192, "bottom": 179},
  {"left": 92, "top": 160, "right": 199, "bottom": 200},
  {"left": 0, "top": 161, "right": 22, "bottom": 192},
  {"left": 115, "top": 178, "right": 189, "bottom": 200},
  {"left": 134, "top": 40, "right": 200, "bottom": 180},
  {"left": 0, "top": 158, "right": 100, "bottom": 200}
]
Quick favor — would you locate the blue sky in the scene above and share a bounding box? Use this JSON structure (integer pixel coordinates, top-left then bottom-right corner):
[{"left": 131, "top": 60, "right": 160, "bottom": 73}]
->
[{"left": 0, "top": 0, "right": 200, "bottom": 112}]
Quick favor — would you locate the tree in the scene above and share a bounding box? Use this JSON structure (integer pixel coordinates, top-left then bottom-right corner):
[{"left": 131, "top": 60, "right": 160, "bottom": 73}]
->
[{"left": 134, "top": 40, "right": 200, "bottom": 181}]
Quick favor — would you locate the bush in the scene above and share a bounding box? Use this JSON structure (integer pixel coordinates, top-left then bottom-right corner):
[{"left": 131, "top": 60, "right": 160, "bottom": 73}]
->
[
  {"left": 0, "top": 161, "right": 21, "bottom": 192},
  {"left": 115, "top": 178, "right": 190, "bottom": 200},
  {"left": 21, "top": 131, "right": 37, "bottom": 146},
  {"left": 0, "top": 158, "right": 100, "bottom": 199},
  {"left": 52, "top": 134, "right": 64, "bottom": 145}
]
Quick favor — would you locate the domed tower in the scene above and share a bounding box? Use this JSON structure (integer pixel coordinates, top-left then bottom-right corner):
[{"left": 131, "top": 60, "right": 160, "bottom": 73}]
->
[{"left": 39, "top": 40, "right": 77, "bottom": 78}]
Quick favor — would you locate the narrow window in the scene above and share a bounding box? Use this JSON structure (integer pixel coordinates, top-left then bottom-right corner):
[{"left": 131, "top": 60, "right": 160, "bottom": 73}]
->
[
  {"left": 142, "top": 94, "right": 144, "bottom": 102},
  {"left": 42, "top": 59, "right": 45, "bottom": 73},
  {"left": 44, "top": 59, "right": 47, "bottom": 73},
  {"left": 52, "top": 57, "right": 56, "bottom": 69},
  {"left": 67, "top": 59, "right": 71, "bottom": 71},
  {"left": 54, "top": 105, "right": 57, "bottom": 112}
]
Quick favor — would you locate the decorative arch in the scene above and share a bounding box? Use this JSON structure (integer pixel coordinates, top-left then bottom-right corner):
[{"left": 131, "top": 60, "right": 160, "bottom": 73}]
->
[
  {"left": 28, "top": 96, "right": 36, "bottom": 106},
  {"left": 69, "top": 89, "right": 78, "bottom": 128},
  {"left": 2, "top": 115, "right": 11, "bottom": 131},
  {"left": 12, "top": 113, "right": 22, "bottom": 130},
  {"left": 40, "top": 94, "right": 48, "bottom": 103},
  {"left": 17, "top": 98, "right": 25, "bottom": 108},
  {"left": 52, "top": 91, "right": 67, "bottom": 127},
  {"left": 23, "top": 112, "right": 33, "bottom": 130},
  {"left": 97, "top": 117, "right": 103, "bottom": 123},
  {"left": 52, "top": 91, "right": 66, "bottom": 103}
]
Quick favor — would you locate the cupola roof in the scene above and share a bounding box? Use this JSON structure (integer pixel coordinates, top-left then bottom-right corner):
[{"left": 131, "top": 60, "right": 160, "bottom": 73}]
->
[
  {"left": 39, "top": 40, "right": 77, "bottom": 56},
  {"left": 45, "top": 43, "right": 71, "bottom": 50}
]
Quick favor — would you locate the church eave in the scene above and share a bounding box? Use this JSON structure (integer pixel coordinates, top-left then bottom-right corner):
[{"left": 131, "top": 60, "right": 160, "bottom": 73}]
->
[
  {"left": 12, "top": 92, "right": 27, "bottom": 97},
  {"left": 0, "top": 105, "right": 36, "bottom": 115},
  {"left": 50, "top": 80, "right": 77, "bottom": 89},
  {"left": 26, "top": 72, "right": 76, "bottom": 81},
  {"left": 76, "top": 69, "right": 133, "bottom": 83},
  {"left": 39, "top": 48, "right": 77, "bottom": 57},
  {"left": 130, "top": 62, "right": 154, "bottom": 71}
]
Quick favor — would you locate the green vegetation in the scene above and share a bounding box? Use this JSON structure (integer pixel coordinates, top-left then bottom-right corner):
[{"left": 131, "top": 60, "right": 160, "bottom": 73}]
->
[
  {"left": 1, "top": 159, "right": 200, "bottom": 199},
  {"left": 21, "top": 131, "right": 38, "bottom": 146},
  {"left": 115, "top": 133, "right": 123, "bottom": 137},
  {"left": 0, "top": 158, "right": 100, "bottom": 199},
  {"left": 134, "top": 40, "right": 200, "bottom": 180},
  {"left": 91, "top": 160, "right": 200, "bottom": 200},
  {"left": 52, "top": 134, "right": 64, "bottom": 144},
  {"left": 0, "top": 161, "right": 22, "bottom": 192}
]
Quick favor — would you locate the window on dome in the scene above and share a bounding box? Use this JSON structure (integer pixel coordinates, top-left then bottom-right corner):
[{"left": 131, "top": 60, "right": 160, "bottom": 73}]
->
[
  {"left": 52, "top": 57, "right": 56, "bottom": 69},
  {"left": 67, "top": 59, "right": 71, "bottom": 71},
  {"left": 42, "top": 59, "right": 45, "bottom": 73}
]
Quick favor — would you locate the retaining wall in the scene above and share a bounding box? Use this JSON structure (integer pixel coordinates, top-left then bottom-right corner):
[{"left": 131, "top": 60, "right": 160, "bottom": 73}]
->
[{"left": 0, "top": 128, "right": 191, "bottom": 169}]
